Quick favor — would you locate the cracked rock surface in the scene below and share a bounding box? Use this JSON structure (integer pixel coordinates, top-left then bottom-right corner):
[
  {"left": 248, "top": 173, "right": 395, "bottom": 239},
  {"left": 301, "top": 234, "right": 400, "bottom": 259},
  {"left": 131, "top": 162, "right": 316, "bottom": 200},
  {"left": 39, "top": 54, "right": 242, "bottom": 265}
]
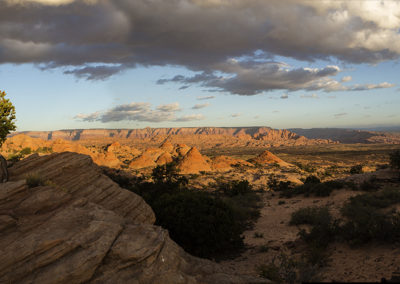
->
[{"left": 0, "top": 152, "right": 265, "bottom": 284}]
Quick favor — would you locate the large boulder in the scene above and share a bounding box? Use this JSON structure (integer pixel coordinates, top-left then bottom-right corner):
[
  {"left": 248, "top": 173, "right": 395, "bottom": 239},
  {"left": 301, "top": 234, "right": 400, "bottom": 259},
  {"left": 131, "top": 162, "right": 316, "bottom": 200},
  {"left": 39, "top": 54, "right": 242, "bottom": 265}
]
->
[{"left": 0, "top": 152, "right": 264, "bottom": 283}]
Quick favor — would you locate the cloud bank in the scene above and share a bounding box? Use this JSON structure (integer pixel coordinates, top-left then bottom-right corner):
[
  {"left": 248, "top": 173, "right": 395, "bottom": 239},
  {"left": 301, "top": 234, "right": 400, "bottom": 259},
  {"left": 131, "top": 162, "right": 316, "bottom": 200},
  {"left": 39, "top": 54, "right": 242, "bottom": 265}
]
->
[
  {"left": 75, "top": 102, "right": 204, "bottom": 123},
  {"left": 1, "top": 0, "right": 398, "bottom": 93}
]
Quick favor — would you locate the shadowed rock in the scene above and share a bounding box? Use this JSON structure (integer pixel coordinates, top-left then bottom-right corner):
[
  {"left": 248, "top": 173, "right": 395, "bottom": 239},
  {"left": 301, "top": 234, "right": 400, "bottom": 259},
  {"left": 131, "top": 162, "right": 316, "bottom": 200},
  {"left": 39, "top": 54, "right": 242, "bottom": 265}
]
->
[{"left": 0, "top": 152, "right": 265, "bottom": 284}]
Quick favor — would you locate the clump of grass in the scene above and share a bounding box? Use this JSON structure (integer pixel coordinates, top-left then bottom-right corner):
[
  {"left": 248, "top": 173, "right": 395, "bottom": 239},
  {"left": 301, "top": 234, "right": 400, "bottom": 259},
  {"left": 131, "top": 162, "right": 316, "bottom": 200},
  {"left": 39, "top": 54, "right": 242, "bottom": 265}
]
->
[
  {"left": 253, "top": 232, "right": 264, "bottom": 238},
  {"left": 258, "top": 244, "right": 269, "bottom": 253},
  {"left": 350, "top": 164, "right": 363, "bottom": 174},
  {"left": 290, "top": 206, "right": 331, "bottom": 226},
  {"left": 257, "top": 263, "right": 282, "bottom": 283},
  {"left": 277, "top": 178, "right": 346, "bottom": 198},
  {"left": 26, "top": 174, "right": 47, "bottom": 188}
]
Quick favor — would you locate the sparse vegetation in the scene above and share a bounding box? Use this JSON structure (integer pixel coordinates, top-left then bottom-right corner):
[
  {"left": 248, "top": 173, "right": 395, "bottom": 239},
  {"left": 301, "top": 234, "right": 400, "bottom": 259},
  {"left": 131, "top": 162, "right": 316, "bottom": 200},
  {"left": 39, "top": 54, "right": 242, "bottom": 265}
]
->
[
  {"left": 340, "top": 187, "right": 400, "bottom": 245},
  {"left": 277, "top": 178, "right": 346, "bottom": 198},
  {"left": 104, "top": 165, "right": 262, "bottom": 259},
  {"left": 390, "top": 150, "right": 400, "bottom": 170},
  {"left": 253, "top": 232, "right": 264, "bottom": 238},
  {"left": 20, "top": 147, "right": 32, "bottom": 155},
  {"left": 258, "top": 253, "right": 319, "bottom": 283},
  {"left": 26, "top": 174, "right": 47, "bottom": 188},
  {"left": 350, "top": 164, "right": 363, "bottom": 174}
]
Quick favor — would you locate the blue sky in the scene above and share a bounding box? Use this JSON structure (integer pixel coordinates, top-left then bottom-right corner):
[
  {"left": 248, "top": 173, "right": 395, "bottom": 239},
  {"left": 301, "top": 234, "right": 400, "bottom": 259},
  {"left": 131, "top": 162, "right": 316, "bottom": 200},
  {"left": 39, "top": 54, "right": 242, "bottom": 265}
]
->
[{"left": 0, "top": 0, "right": 399, "bottom": 131}]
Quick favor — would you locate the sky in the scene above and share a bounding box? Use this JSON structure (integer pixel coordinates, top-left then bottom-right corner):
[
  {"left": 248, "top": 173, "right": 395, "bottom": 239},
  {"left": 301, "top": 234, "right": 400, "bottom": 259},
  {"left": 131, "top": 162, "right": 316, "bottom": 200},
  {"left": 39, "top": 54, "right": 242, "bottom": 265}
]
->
[{"left": 0, "top": 0, "right": 399, "bottom": 131}]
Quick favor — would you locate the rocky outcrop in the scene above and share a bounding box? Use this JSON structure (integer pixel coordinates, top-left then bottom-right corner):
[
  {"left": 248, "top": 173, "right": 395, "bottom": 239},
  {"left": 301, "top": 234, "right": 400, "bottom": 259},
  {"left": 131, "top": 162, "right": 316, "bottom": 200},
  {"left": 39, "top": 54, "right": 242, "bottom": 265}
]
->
[
  {"left": 0, "top": 152, "right": 264, "bottom": 284},
  {"left": 249, "top": 150, "right": 291, "bottom": 167},
  {"left": 211, "top": 156, "right": 253, "bottom": 172},
  {"left": 1, "top": 134, "right": 121, "bottom": 168},
  {"left": 176, "top": 147, "right": 212, "bottom": 174}
]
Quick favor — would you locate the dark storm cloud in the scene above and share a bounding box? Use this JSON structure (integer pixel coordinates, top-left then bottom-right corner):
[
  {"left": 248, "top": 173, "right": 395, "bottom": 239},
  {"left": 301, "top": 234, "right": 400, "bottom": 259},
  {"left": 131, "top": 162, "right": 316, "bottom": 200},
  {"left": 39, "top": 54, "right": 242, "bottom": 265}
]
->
[
  {"left": 159, "top": 62, "right": 394, "bottom": 95},
  {"left": 1, "top": 0, "right": 399, "bottom": 93}
]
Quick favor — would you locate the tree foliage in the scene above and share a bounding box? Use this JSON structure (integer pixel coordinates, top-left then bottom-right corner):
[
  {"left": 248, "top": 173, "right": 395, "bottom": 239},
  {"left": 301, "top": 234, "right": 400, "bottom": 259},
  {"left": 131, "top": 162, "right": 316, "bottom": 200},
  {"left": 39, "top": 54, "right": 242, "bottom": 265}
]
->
[
  {"left": 390, "top": 150, "right": 400, "bottom": 170},
  {"left": 0, "top": 91, "right": 16, "bottom": 147}
]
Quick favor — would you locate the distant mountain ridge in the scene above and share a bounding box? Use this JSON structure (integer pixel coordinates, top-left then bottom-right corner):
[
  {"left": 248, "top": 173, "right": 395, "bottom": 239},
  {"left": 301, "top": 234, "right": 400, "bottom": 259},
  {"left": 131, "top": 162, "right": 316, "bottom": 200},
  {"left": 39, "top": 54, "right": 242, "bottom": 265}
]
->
[
  {"left": 12, "top": 127, "right": 333, "bottom": 147},
  {"left": 289, "top": 128, "right": 400, "bottom": 144},
  {"left": 12, "top": 126, "right": 400, "bottom": 146}
]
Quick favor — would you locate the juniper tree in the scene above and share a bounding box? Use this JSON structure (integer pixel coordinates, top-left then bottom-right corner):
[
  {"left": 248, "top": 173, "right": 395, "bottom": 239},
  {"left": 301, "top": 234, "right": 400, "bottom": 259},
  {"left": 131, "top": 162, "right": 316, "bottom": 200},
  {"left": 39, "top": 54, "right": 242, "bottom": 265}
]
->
[{"left": 0, "top": 90, "right": 16, "bottom": 147}]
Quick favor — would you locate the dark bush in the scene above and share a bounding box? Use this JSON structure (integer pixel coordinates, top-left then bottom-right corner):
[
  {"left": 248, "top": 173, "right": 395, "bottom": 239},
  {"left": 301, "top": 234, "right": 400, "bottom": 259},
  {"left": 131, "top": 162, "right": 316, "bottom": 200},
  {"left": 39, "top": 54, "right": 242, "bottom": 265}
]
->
[
  {"left": 290, "top": 206, "right": 331, "bottom": 226},
  {"left": 304, "top": 175, "right": 321, "bottom": 184},
  {"left": 390, "top": 150, "right": 400, "bottom": 170},
  {"left": 358, "top": 176, "right": 379, "bottom": 192},
  {"left": 218, "top": 180, "right": 253, "bottom": 197},
  {"left": 26, "top": 174, "right": 47, "bottom": 188},
  {"left": 20, "top": 147, "right": 32, "bottom": 155},
  {"left": 350, "top": 164, "right": 363, "bottom": 174},
  {"left": 291, "top": 206, "right": 337, "bottom": 249},
  {"left": 279, "top": 179, "right": 345, "bottom": 198},
  {"left": 7, "top": 152, "right": 22, "bottom": 162},
  {"left": 104, "top": 166, "right": 258, "bottom": 259},
  {"left": 340, "top": 188, "right": 400, "bottom": 245},
  {"left": 152, "top": 190, "right": 244, "bottom": 258}
]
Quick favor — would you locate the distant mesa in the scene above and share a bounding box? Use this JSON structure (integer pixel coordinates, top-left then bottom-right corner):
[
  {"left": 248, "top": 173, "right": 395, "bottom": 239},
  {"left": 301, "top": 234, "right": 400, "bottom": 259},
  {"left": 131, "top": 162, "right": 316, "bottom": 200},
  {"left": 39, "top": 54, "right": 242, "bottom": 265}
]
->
[{"left": 12, "top": 127, "right": 338, "bottom": 147}]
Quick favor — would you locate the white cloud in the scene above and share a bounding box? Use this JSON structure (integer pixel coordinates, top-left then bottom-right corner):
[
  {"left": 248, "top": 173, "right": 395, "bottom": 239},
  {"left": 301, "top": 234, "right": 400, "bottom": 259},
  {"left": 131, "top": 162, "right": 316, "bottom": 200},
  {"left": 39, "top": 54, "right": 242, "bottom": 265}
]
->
[
  {"left": 192, "top": 103, "right": 210, "bottom": 109},
  {"left": 334, "top": 112, "right": 348, "bottom": 118},
  {"left": 174, "top": 114, "right": 205, "bottom": 122},
  {"left": 300, "top": 93, "right": 319, "bottom": 99},
  {"left": 196, "top": 96, "right": 215, "bottom": 100},
  {"left": 341, "top": 76, "right": 352, "bottom": 82},
  {"left": 75, "top": 102, "right": 183, "bottom": 123}
]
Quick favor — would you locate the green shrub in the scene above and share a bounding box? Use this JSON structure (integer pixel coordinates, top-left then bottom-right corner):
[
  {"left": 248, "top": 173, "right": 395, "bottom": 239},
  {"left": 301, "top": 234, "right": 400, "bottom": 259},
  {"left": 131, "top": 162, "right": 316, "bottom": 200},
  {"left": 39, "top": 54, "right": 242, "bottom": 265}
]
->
[
  {"left": 152, "top": 190, "right": 244, "bottom": 258},
  {"left": 26, "top": 174, "right": 47, "bottom": 188},
  {"left": 218, "top": 180, "right": 253, "bottom": 196},
  {"left": 291, "top": 206, "right": 337, "bottom": 249},
  {"left": 350, "top": 164, "right": 363, "bottom": 174},
  {"left": 279, "top": 179, "right": 345, "bottom": 198},
  {"left": 7, "top": 152, "right": 23, "bottom": 162},
  {"left": 340, "top": 188, "right": 400, "bottom": 245},
  {"left": 390, "top": 150, "right": 400, "bottom": 170},
  {"left": 20, "top": 147, "right": 32, "bottom": 155},
  {"left": 104, "top": 169, "right": 256, "bottom": 259},
  {"left": 35, "top": 147, "right": 53, "bottom": 154},
  {"left": 290, "top": 206, "right": 331, "bottom": 226}
]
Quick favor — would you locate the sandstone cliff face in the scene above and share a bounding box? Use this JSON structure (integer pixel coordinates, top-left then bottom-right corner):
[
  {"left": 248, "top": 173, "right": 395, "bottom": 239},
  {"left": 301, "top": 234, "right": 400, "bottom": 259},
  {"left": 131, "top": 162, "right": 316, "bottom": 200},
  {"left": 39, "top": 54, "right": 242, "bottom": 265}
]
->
[
  {"left": 0, "top": 153, "right": 264, "bottom": 284},
  {"left": 16, "top": 127, "right": 334, "bottom": 146},
  {"left": 1, "top": 134, "right": 121, "bottom": 168}
]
